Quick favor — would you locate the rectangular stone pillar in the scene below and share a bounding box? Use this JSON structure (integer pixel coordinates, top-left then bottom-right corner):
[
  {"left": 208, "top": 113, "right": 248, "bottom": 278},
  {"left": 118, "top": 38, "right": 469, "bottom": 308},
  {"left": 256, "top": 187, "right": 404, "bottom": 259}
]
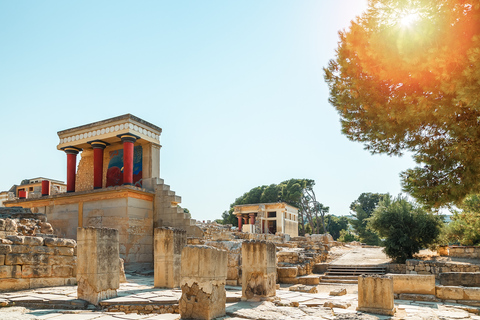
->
[
  {"left": 357, "top": 274, "right": 395, "bottom": 316},
  {"left": 241, "top": 240, "right": 276, "bottom": 300},
  {"left": 180, "top": 245, "right": 227, "bottom": 320},
  {"left": 154, "top": 227, "right": 186, "bottom": 288},
  {"left": 77, "top": 227, "right": 120, "bottom": 305}
]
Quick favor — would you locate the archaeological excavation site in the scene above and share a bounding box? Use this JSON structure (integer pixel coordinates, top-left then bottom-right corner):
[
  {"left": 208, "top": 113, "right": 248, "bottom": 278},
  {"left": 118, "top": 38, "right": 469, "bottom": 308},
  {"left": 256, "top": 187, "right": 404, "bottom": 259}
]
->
[{"left": 2, "top": 115, "right": 480, "bottom": 320}]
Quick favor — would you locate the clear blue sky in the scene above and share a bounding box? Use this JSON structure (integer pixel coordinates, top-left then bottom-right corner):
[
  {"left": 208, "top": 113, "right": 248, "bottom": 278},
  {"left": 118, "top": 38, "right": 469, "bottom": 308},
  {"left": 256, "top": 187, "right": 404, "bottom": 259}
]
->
[{"left": 0, "top": 1, "right": 416, "bottom": 221}]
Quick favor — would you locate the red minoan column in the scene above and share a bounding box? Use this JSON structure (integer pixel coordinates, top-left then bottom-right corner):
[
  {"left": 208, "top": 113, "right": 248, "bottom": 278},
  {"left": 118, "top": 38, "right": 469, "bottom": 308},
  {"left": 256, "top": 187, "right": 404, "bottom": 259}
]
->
[
  {"left": 18, "top": 190, "right": 27, "bottom": 199},
  {"left": 41, "top": 180, "right": 51, "bottom": 196},
  {"left": 89, "top": 140, "right": 109, "bottom": 189},
  {"left": 118, "top": 134, "right": 138, "bottom": 186},
  {"left": 249, "top": 213, "right": 256, "bottom": 225},
  {"left": 63, "top": 147, "right": 81, "bottom": 193},
  {"left": 237, "top": 215, "right": 243, "bottom": 232}
]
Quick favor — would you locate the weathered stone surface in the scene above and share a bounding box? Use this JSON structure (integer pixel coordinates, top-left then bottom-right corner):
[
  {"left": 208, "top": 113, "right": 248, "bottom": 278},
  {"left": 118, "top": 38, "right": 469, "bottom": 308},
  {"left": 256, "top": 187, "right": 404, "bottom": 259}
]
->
[
  {"left": 357, "top": 274, "right": 395, "bottom": 316},
  {"left": 21, "top": 265, "right": 52, "bottom": 278},
  {"left": 44, "top": 237, "right": 76, "bottom": 248},
  {"left": 324, "top": 301, "right": 351, "bottom": 309},
  {"left": 0, "top": 278, "right": 29, "bottom": 292},
  {"left": 52, "top": 265, "right": 74, "bottom": 278},
  {"left": 5, "top": 253, "right": 49, "bottom": 265},
  {"left": 77, "top": 227, "right": 119, "bottom": 305},
  {"left": 330, "top": 288, "right": 347, "bottom": 296},
  {"left": 154, "top": 227, "right": 186, "bottom": 289},
  {"left": 242, "top": 240, "right": 276, "bottom": 300},
  {"left": 277, "top": 267, "right": 297, "bottom": 278},
  {"left": 439, "top": 272, "right": 480, "bottom": 287},
  {"left": 289, "top": 284, "right": 318, "bottom": 293},
  {"left": 180, "top": 245, "right": 227, "bottom": 320},
  {"left": 388, "top": 273, "right": 435, "bottom": 295},
  {"left": 436, "top": 285, "right": 465, "bottom": 300},
  {"left": 0, "top": 255, "right": 4, "bottom": 266},
  {"left": 54, "top": 247, "right": 74, "bottom": 256},
  {"left": 4, "top": 219, "right": 17, "bottom": 232},
  {"left": 11, "top": 245, "right": 32, "bottom": 254},
  {"left": 0, "top": 244, "right": 12, "bottom": 255},
  {"left": 30, "top": 277, "right": 66, "bottom": 289}
]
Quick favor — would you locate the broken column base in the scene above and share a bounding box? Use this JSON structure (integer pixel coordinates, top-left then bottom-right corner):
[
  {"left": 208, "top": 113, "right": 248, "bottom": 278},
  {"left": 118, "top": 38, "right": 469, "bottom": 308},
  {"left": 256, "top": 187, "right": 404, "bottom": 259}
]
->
[
  {"left": 77, "top": 277, "right": 117, "bottom": 305},
  {"left": 179, "top": 281, "right": 226, "bottom": 320},
  {"left": 356, "top": 306, "right": 396, "bottom": 316}
]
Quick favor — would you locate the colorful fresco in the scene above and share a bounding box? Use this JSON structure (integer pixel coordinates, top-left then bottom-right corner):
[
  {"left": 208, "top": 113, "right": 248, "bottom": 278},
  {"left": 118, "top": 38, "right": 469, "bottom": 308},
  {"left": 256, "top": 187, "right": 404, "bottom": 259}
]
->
[{"left": 106, "top": 145, "right": 143, "bottom": 187}]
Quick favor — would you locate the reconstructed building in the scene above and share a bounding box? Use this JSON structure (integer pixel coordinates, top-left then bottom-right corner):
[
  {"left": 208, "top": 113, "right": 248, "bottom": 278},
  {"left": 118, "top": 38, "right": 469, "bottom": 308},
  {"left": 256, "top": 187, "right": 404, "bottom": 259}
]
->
[
  {"left": 234, "top": 202, "right": 298, "bottom": 237},
  {"left": 15, "top": 177, "right": 67, "bottom": 198},
  {"left": 4, "top": 114, "right": 202, "bottom": 268}
]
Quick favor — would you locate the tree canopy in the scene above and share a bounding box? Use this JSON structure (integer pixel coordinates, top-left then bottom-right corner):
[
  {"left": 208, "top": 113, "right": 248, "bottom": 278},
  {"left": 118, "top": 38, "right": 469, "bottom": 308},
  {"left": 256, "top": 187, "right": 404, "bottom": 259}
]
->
[
  {"left": 324, "top": 0, "right": 480, "bottom": 209},
  {"left": 369, "top": 195, "right": 443, "bottom": 263},
  {"left": 446, "top": 194, "right": 480, "bottom": 245},
  {"left": 350, "top": 192, "right": 386, "bottom": 245}
]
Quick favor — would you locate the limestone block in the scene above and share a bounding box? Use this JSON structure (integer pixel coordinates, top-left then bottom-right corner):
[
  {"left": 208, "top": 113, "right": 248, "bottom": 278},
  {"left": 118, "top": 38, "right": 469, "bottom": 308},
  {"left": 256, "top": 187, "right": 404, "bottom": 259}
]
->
[
  {"left": 436, "top": 285, "right": 464, "bottom": 300},
  {"left": 0, "top": 278, "right": 30, "bottom": 292},
  {"left": 330, "top": 288, "right": 347, "bottom": 296},
  {"left": 11, "top": 245, "right": 31, "bottom": 254},
  {"left": 277, "top": 267, "right": 298, "bottom": 278},
  {"left": 0, "top": 265, "right": 13, "bottom": 278},
  {"left": 180, "top": 245, "right": 227, "bottom": 320},
  {"left": 388, "top": 274, "right": 435, "bottom": 295},
  {"left": 119, "top": 258, "right": 127, "bottom": 283},
  {"left": 23, "top": 237, "right": 44, "bottom": 246},
  {"left": 30, "top": 277, "right": 65, "bottom": 289},
  {"left": 0, "top": 245, "right": 12, "bottom": 255},
  {"left": 4, "top": 219, "right": 17, "bottom": 232},
  {"left": 242, "top": 240, "right": 276, "bottom": 300},
  {"left": 21, "top": 265, "right": 52, "bottom": 278},
  {"left": 77, "top": 227, "right": 119, "bottom": 305},
  {"left": 54, "top": 247, "right": 75, "bottom": 256},
  {"left": 154, "top": 227, "right": 186, "bottom": 288},
  {"left": 5, "top": 253, "right": 49, "bottom": 265},
  {"left": 52, "top": 265, "right": 74, "bottom": 278},
  {"left": 44, "top": 237, "right": 76, "bottom": 248},
  {"left": 0, "top": 219, "right": 5, "bottom": 231},
  {"left": 463, "top": 287, "right": 480, "bottom": 300},
  {"left": 0, "top": 255, "right": 4, "bottom": 265},
  {"left": 32, "top": 246, "right": 56, "bottom": 255},
  {"left": 357, "top": 274, "right": 395, "bottom": 316},
  {"left": 439, "top": 272, "right": 480, "bottom": 287},
  {"left": 48, "top": 255, "right": 76, "bottom": 266}
]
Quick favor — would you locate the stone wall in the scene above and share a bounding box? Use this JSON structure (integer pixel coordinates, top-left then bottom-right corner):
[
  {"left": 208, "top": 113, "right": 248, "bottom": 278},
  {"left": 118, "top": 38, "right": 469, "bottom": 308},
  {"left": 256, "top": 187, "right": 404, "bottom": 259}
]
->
[
  {"left": 439, "top": 272, "right": 480, "bottom": 287},
  {"left": 0, "top": 235, "right": 77, "bottom": 292},
  {"left": 406, "top": 260, "right": 480, "bottom": 278},
  {"left": 448, "top": 246, "right": 480, "bottom": 259}
]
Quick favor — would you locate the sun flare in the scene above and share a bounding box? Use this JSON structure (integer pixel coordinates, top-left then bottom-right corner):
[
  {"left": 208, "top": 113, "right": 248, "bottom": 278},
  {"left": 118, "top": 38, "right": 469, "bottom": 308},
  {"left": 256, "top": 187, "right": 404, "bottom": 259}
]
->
[{"left": 399, "top": 12, "right": 420, "bottom": 28}]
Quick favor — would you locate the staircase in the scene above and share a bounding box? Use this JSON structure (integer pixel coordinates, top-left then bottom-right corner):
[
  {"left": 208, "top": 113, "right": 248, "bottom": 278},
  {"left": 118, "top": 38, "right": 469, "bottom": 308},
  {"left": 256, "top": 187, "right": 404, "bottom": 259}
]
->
[
  {"left": 153, "top": 179, "right": 203, "bottom": 237},
  {"left": 319, "top": 265, "right": 387, "bottom": 284}
]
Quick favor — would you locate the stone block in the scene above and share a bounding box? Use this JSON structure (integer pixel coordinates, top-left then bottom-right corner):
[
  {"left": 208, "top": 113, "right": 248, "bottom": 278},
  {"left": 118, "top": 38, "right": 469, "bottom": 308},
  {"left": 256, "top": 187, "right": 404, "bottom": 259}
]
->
[
  {"left": 23, "top": 236, "right": 44, "bottom": 246},
  {"left": 54, "top": 247, "right": 75, "bottom": 256},
  {"left": 463, "top": 287, "right": 480, "bottom": 300},
  {"left": 21, "top": 265, "right": 52, "bottom": 278},
  {"left": 277, "top": 267, "right": 298, "bottom": 278},
  {"left": 0, "top": 265, "right": 13, "bottom": 278},
  {"left": 0, "top": 255, "right": 4, "bottom": 266},
  {"left": 388, "top": 274, "right": 435, "bottom": 295},
  {"left": 357, "top": 274, "right": 395, "bottom": 316},
  {"left": 30, "top": 277, "right": 65, "bottom": 289},
  {"left": 0, "top": 244, "right": 12, "bottom": 255},
  {"left": 241, "top": 240, "right": 276, "bottom": 300},
  {"left": 31, "top": 246, "right": 55, "bottom": 255},
  {"left": 52, "top": 265, "right": 74, "bottom": 278},
  {"left": 180, "top": 245, "right": 227, "bottom": 320},
  {"left": 0, "top": 278, "right": 30, "bottom": 292},
  {"left": 154, "top": 227, "right": 186, "bottom": 288},
  {"left": 4, "top": 219, "right": 17, "bottom": 232},
  {"left": 77, "top": 227, "right": 119, "bottom": 305},
  {"left": 44, "top": 237, "right": 76, "bottom": 248},
  {"left": 439, "top": 272, "right": 480, "bottom": 287},
  {"left": 48, "top": 255, "right": 76, "bottom": 266},
  {"left": 5, "top": 253, "right": 49, "bottom": 265},
  {"left": 436, "top": 285, "right": 464, "bottom": 300},
  {"left": 11, "top": 245, "right": 30, "bottom": 254},
  {"left": 330, "top": 288, "right": 347, "bottom": 296}
]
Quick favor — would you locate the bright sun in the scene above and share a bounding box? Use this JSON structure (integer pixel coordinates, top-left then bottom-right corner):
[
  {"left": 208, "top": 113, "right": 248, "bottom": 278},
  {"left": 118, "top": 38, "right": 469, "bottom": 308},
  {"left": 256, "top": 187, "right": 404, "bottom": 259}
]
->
[{"left": 399, "top": 12, "right": 420, "bottom": 28}]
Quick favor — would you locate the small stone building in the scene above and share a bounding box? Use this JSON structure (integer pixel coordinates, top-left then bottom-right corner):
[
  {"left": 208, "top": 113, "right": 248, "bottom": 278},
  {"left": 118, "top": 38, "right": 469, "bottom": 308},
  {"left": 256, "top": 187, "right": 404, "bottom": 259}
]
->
[
  {"left": 234, "top": 202, "right": 298, "bottom": 237},
  {"left": 4, "top": 114, "right": 202, "bottom": 268}
]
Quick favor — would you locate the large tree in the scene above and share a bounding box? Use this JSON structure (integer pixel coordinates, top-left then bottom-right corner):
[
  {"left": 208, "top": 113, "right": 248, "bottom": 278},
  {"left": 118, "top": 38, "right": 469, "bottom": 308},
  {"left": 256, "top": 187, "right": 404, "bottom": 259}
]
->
[
  {"left": 369, "top": 195, "right": 443, "bottom": 263},
  {"left": 324, "top": 0, "right": 480, "bottom": 209},
  {"left": 446, "top": 194, "right": 480, "bottom": 245},
  {"left": 350, "top": 193, "right": 386, "bottom": 245}
]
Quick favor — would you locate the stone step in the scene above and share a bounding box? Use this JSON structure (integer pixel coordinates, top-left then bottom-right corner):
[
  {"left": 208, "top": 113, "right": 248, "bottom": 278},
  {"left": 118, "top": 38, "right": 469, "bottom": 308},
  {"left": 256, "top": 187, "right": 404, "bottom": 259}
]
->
[
  {"left": 320, "top": 279, "right": 358, "bottom": 284},
  {"left": 322, "top": 275, "right": 358, "bottom": 280},
  {"left": 326, "top": 271, "right": 384, "bottom": 276},
  {"left": 297, "top": 275, "right": 321, "bottom": 285}
]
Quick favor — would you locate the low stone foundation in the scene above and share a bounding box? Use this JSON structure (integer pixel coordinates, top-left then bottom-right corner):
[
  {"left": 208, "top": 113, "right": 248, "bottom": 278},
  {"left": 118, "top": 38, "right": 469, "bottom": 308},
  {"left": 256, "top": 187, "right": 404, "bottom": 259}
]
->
[
  {"left": 439, "top": 272, "right": 480, "bottom": 287},
  {"left": 0, "top": 235, "right": 76, "bottom": 292}
]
